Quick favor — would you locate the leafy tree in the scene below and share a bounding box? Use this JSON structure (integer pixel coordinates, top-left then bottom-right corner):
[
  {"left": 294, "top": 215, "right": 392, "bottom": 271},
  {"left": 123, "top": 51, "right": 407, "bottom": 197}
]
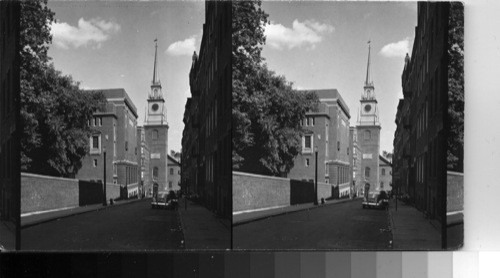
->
[
  {"left": 232, "top": 1, "right": 319, "bottom": 176},
  {"left": 447, "top": 2, "right": 464, "bottom": 171},
  {"left": 20, "top": 0, "right": 106, "bottom": 177}
]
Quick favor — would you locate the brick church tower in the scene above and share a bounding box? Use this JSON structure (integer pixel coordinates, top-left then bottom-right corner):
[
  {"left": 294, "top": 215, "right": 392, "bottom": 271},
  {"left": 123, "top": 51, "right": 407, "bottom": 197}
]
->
[
  {"left": 145, "top": 39, "right": 169, "bottom": 196},
  {"left": 356, "top": 41, "right": 381, "bottom": 196}
]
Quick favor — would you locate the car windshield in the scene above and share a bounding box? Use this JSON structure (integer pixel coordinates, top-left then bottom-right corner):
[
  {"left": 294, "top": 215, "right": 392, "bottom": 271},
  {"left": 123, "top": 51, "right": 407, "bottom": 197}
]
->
[{"left": 157, "top": 192, "right": 168, "bottom": 199}]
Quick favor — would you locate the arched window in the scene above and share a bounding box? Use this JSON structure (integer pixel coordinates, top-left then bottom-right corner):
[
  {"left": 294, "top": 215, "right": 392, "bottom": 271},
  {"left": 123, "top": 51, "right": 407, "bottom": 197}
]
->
[
  {"left": 152, "top": 130, "right": 158, "bottom": 140},
  {"left": 153, "top": 167, "right": 158, "bottom": 179},
  {"left": 364, "top": 130, "right": 371, "bottom": 140},
  {"left": 365, "top": 167, "right": 370, "bottom": 177}
]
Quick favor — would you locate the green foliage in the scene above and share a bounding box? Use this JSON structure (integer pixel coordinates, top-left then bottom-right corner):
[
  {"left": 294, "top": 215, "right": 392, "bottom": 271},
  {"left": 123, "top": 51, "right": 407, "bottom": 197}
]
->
[
  {"left": 447, "top": 2, "right": 464, "bottom": 171},
  {"left": 232, "top": 1, "right": 319, "bottom": 176},
  {"left": 20, "top": 0, "right": 107, "bottom": 177}
]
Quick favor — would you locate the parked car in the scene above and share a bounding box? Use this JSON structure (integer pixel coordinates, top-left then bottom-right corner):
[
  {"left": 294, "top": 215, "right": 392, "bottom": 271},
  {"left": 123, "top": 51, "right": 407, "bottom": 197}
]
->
[
  {"left": 362, "top": 190, "right": 389, "bottom": 209},
  {"left": 151, "top": 190, "right": 178, "bottom": 210}
]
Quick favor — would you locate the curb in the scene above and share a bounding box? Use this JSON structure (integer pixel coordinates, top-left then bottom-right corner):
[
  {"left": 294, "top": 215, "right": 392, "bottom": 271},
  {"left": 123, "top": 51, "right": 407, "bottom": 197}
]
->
[
  {"left": 233, "top": 198, "right": 357, "bottom": 226},
  {"left": 21, "top": 198, "right": 145, "bottom": 229}
]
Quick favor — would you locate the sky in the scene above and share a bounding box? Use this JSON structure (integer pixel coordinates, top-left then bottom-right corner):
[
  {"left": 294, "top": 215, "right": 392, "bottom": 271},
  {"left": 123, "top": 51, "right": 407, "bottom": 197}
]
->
[
  {"left": 47, "top": 1, "right": 206, "bottom": 153},
  {"left": 260, "top": 1, "right": 418, "bottom": 154}
]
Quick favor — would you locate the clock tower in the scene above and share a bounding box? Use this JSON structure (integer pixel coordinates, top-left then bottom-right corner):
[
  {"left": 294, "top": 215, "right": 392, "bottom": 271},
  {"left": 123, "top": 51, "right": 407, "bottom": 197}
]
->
[
  {"left": 145, "top": 39, "right": 169, "bottom": 195},
  {"left": 356, "top": 41, "right": 381, "bottom": 196}
]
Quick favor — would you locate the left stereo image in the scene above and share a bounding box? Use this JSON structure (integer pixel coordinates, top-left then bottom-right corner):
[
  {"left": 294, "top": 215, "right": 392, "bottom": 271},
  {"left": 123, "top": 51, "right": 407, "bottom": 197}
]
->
[{"left": 0, "top": 0, "right": 231, "bottom": 251}]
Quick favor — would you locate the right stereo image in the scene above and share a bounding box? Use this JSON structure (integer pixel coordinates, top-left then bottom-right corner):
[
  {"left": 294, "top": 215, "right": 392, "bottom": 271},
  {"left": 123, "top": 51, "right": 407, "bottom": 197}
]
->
[{"left": 232, "top": 1, "right": 464, "bottom": 250}]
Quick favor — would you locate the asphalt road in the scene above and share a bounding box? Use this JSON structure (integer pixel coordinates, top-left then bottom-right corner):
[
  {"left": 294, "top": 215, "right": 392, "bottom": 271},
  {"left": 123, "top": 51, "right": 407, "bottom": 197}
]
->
[
  {"left": 21, "top": 199, "right": 184, "bottom": 251},
  {"left": 233, "top": 199, "right": 392, "bottom": 250}
]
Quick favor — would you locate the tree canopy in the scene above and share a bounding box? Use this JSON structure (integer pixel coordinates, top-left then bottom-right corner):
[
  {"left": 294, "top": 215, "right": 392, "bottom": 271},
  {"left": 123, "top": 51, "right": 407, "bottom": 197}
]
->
[
  {"left": 20, "top": 0, "right": 106, "bottom": 177},
  {"left": 232, "top": 1, "right": 319, "bottom": 176},
  {"left": 447, "top": 2, "right": 464, "bottom": 171}
]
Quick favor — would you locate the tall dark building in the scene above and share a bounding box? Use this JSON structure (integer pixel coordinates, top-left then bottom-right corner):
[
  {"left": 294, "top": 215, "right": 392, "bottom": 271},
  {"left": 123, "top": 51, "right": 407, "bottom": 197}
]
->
[
  {"left": 393, "top": 2, "right": 463, "bottom": 248},
  {"left": 183, "top": 1, "right": 231, "bottom": 219},
  {"left": 0, "top": 1, "right": 20, "bottom": 250}
]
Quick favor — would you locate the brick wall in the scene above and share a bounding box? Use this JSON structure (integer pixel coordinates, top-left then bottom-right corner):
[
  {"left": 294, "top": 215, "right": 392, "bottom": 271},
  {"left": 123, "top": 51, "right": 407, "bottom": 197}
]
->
[
  {"left": 21, "top": 173, "right": 79, "bottom": 214},
  {"left": 233, "top": 172, "right": 336, "bottom": 213},
  {"left": 233, "top": 172, "right": 290, "bottom": 212}
]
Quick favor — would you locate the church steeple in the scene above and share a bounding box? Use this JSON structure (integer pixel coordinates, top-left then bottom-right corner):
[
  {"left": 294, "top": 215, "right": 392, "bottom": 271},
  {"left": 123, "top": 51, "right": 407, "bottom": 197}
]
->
[
  {"left": 149, "top": 38, "right": 163, "bottom": 100},
  {"left": 358, "top": 40, "right": 379, "bottom": 126},
  {"left": 152, "top": 38, "right": 160, "bottom": 85},
  {"left": 362, "top": 40, "right": 375, "bottom": 101},
  {"left": 365, "top": 40, "right": 373, "bottom": 87}
]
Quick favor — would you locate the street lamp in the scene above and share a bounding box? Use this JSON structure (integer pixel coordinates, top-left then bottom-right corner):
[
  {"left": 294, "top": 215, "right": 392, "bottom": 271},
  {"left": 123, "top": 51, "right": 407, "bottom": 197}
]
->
[
  {"left": 314, "top": 145, "right": 318, "bottom": 205},
  {"left": 103, "top": 134, "right": 108, "bottom": 206}
]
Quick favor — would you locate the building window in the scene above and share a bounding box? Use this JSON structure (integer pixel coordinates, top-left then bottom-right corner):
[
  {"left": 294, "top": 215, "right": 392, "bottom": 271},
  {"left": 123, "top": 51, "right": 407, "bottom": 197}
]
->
[
  {"left": 98, "top": 117, "right": 102, "bottom": 126},
  {"left": 90, "top": 134, "right": 101, "bottom": 154},
  {"left": 169, "top": 182, "right": 172, "bottom": 189},
  {"left": 170, "top": 168, "right": 173, "bottom": 175},
  {"left": 306, "top": 118, "right": 309, "bottom": 126},
  {"left": 325, "top": 179, "right": 329, "bottom": 184},
  {"left": 152, "top": 130, "right": 158, "bottom": 140},
  {"left": 93, "top": 159, "right": 97, "bottom": 167},
  {"left": 337, "top": 141, "right": 340, "bottom": 151},
  {"left": 303, "top": 134, "right": 313, "bottom": 153},
  {"left": 311, "top": 117, "right": 315, "bottom": 126},
  {"left": 92, "top": 136, "right": 99, "bottom": 149},
  {"left": 325, "top": 164, "right": 329, "bottom": 175},
  {"left": 364, "top": 130, "right": 371, "bottom": 140},
  {"left": 382, "top": 168, "right": 386, "bottom": 175},
  {"left": 153, "top": 167, "right": 158, "bottom": 179},
  {"left": 365, "top": 167, "right": 370, "bottom": 178},
  {"left": 380, "top": 182, "right": 384, "bottom": 189},
  {"left": 125, "top": 141, "right": 128, "bottom": 151},
  {"left": 305, "top": 158, "right": 310, "bottom": 167},
  {"left": 347, "top": 147, "right": 349, "bottom": 155},
  {"left": 93, "top": 118, "right": 97, "bottom": 126}
]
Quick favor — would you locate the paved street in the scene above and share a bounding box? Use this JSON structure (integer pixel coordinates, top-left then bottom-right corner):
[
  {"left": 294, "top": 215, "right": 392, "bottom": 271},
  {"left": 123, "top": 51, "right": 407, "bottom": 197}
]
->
[
  {"left": 233, "top": 199, "right": 392, "bottom": 250},
  {"left": 21, "top": 199, "right": 184, "bottom": 251}
]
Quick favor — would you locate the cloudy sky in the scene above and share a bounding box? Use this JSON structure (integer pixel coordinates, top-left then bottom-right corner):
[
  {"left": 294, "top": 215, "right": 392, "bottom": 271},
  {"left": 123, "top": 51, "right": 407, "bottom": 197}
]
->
[
  {"left": 47, "top": 1, "right": 205, "bottom": 153},
  {"left": 261, "top": 1, "right": 417, "bottom": 154}
]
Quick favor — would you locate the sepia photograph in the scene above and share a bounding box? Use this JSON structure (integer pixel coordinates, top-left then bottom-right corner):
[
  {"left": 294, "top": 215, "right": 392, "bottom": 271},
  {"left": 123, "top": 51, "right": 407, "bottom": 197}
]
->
[
  {"left": 232, "top": 1, "right": 463, "bottom": 250},
  {"left": 11, "top": 0, "right": 230, "bottom": 251}
]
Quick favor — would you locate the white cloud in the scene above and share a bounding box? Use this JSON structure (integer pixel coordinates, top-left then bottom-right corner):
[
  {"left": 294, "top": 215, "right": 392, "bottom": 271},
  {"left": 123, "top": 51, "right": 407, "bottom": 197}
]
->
[
  {"left": 380, "top": 38, "right": 411, "bottom": 58},
  {"left": 265, "top": 19, "right": 334, "bottom": 50},
  {"left": 51, "top": 18, "right": 120, "bottom": 49},
  {"left": 166, "top": 36, "right": 196, "bottom": 56}
]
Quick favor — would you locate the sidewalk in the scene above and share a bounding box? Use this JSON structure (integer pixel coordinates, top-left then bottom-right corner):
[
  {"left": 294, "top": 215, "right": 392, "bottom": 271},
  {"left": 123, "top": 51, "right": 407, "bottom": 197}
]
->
[
  {"left": 21, "top": 198, "right": 143, "bottom": 228},
  {"left": 233, "top": 197, "right": 358, "bottom": 225},
  {"left": 388, "top": 199, "right": 441, "bottom": 250},
  {"left": 178, "top": 199, "right": 230, "bottom": 250}
]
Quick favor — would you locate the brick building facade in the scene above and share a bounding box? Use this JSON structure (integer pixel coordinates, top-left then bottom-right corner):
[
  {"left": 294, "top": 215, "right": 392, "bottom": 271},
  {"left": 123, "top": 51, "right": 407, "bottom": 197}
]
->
[
  {"left": 167, "top": 154, "right": 181, "bottom": 192},
  {"left": 76, "top": 89, "right": 140, "bottom": 198},
  {"left": 288, "top": 89, "right": 352, "bottom": 197},
  {"left": 183, "top": 1, "right": 231, "bottom": 218},
  {"left": 393, "top": 3, "right": 463, "bottom": 247}
]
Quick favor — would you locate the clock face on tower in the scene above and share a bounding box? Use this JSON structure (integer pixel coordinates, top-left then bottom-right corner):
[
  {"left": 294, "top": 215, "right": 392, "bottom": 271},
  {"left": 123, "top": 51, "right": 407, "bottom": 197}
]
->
[
  {"left": 152, "top": 103, "right": 159, "bottom": 112},
  {"left": 364, "top": 104, "right": 372, "bottom": 113}
]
